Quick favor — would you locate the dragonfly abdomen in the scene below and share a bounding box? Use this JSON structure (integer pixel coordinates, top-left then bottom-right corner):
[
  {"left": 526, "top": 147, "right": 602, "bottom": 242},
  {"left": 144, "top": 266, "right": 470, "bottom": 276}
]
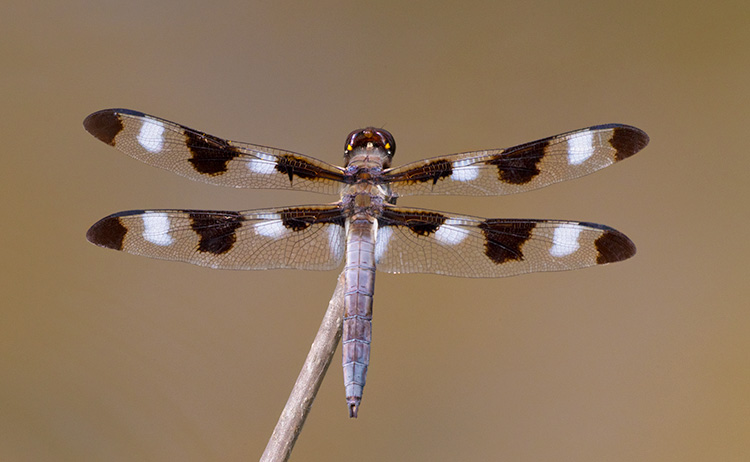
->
[{"left": 342, "top": 217, "right": 377, "bottom": 418}]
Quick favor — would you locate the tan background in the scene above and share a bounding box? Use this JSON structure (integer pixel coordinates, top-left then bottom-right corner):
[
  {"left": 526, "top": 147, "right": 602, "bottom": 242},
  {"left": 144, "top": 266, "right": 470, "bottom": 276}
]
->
[{"left": 3, "top": 1, "right": 748, "bottom": 460}]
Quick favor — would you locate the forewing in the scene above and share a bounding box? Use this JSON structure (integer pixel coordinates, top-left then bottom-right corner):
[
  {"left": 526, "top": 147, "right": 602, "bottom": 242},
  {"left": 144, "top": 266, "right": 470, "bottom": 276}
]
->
[
  {"left": 384, "top": 124, "right": 648, "bottom": 197},
  {"left": 84, "top": 109, "right": 347, "bottom": 194},
  {"left": 86, "top": 205, "right": 346, "bottom": 271},
  {"left": 375, "top": 206, "right": 635, "bottom": 277}
]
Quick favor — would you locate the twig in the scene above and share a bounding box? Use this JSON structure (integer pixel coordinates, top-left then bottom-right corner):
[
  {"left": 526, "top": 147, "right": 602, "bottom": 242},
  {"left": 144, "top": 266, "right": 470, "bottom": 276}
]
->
[{"left": 260, "top": 271, "right": 346, "bottom": 462}]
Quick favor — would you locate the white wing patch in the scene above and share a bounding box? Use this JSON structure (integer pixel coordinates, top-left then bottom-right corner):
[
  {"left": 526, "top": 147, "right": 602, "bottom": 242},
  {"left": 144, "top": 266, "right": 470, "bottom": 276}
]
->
[
  {"left": 567, "top": 131, "right": 595, "bottom": 165},
  {"left": 450, "top": 159, "right": 480, "bottom": 182},
  {"left": 375, "top": 226, "right": 393, "bottom": 262},
  {"left": 247, "top": 152, "right": 278, "bottom": 175},
  {"left": 254, "top": 213, "right": 288, "bottom": 239},
  {"left": 141, "top": 213, "right": 173, "bottom": 246},
  {"left": 434, "top": 218, "right": 469, "bottom": 245},
  {"left": 137, "top": 118, "right": 165, "bottom": 153},
  {"left": 549, "top": 225, "right": 582, "bottom": 257}
]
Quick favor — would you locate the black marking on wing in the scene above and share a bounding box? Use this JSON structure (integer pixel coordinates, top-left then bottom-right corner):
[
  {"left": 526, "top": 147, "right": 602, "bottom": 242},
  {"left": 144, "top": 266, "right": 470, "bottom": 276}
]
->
[
  {"left": 188, "top": 211, "right": 244, "bottom": 254},
  {"left": 380, "top": 208, "right": 447, "bottom": 236},
  {"left": 478, "top": 220, "right": 536, "bottom": 264},
  {"left": 275, "top": 155, "right": 350, "bottom": 185},
  {"left": 610, "top": 125, "right": 650, "bottom": 162},
  {"left": 279, "top": 206, "right": 347, "bottom": 232},
  {"left": 87, "top": 212, "right": 135, "bottom": 250},
  {"left": 83, "top": 110, "right": 127, "bottom": 146},
  {"left": 383, "top": 159, "right": 453, "bottom": 186},
  {"left": 485, "top": 140, "right": 548, "bottom": 185},
  {"left": 185, "top": 131, "right": 242, "bottom": 176},
  {"left": 590, "top": 224, "right": 637, "bottom": 264}
]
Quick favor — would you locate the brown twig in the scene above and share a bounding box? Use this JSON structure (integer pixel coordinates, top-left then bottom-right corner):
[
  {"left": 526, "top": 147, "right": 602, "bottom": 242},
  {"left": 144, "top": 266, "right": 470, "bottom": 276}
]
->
[{"left": 260, "top": 271, "right": 346, "bottom": 462}]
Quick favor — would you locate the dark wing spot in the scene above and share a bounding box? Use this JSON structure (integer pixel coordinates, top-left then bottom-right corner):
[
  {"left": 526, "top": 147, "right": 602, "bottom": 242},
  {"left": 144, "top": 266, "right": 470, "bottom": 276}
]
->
[
  {"left": 280, "top": 207, "right": 346, "bottom": 232},
  {"left": 83, "top": 110, "right": 126, "bottom": 146},
  {"left": 393, "top": 159, "right": 453, "bottom": 185},
  {"left": 189, "top": 211, "right": 244, "bottom": 254},
  {"left": 407, "top": 215, "right": 444, "bottom": 235},
  {"left": 610, "top": 126, "right": 650, "bottom": 161},
  {"left": 486, "top": 140, "right": 547, "bottom": 185},
  {"left": 185, "top": 131, "right": 241, "bottom": 175},
  {"left": 478, "top": 220, "right": 536, "bottom": 264},
  {"left": 280, "top": 211, "right": 313, "bottom": 232},
  {"left": 592, "top": 226, "right": 636, "bottom": 264},
  {"left": 275, "top": 155, "right": 318, "bottom": 183},
  {"left": 274, "top": 155, "right": 349, "bottom": 185},
  {"left": 87, "top": 213, "right": 132, "bottom": 250},
  {"left": 380, "top": 209, "right": 446, "bottom": 236},
  {"left": 422, "top": 159, "right": 453, "bottom": 185}
]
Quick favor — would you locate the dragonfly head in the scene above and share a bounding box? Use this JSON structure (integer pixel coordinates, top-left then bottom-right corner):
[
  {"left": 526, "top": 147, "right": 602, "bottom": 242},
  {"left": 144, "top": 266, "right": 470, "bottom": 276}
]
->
[{"left": 344, "top": 127, "right": 396, "bottom": 167}]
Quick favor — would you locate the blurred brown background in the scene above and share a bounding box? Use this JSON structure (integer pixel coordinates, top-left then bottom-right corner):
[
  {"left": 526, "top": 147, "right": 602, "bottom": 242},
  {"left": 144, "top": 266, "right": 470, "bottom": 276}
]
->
[{"left": 2, "top": 1, "right": 748, "bottom": 460}]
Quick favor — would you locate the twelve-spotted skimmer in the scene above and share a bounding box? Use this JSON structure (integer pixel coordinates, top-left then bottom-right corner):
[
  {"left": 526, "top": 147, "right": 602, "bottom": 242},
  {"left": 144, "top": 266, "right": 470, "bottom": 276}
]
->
[{"left": 85, "top": 109, "right": 648, "bottom": 417}]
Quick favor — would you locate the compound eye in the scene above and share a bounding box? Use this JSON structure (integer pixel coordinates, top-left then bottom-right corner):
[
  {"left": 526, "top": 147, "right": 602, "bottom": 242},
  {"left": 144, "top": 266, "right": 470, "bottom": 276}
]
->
[{"left": 344, "top": 127, "right": 396, "bottom": 157}]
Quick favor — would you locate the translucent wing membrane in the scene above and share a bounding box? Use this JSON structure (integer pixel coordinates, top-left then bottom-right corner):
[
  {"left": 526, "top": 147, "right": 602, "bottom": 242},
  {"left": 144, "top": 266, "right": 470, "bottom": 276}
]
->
[
  {"left": 84, "top": 109, "right": 348, "bottom": 195},
  {"left": 86, "top": 205, "right": 347, "bottom": 271},
  {"left": 384, "top": 124, "right": 648, "bottom": 197},
  {"left": 375, "top": 206, "right": 635, "bottom": 277}
]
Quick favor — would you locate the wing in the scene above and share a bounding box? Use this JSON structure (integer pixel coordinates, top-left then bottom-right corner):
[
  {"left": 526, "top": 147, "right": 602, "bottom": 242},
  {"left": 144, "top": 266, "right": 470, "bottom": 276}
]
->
[
  {"left": 384, "top": 124, "right": 648, "bottom": 197},
  {"left": 86, "top": 205, "right": 346, "bottom": 270},
  {"left": 375, "top": 206, "right": 635, "bottom": 278},
  {"left": 84, "top": 109, "right": 348, "bottom": 194}
]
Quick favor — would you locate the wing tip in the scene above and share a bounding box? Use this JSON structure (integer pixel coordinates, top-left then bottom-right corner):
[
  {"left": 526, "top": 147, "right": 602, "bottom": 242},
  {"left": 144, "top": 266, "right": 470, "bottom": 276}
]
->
[
  {"left": 84, "top": 109, "right": 123, "bottom": 146},
  {"left": 588, "top": 224, "right": 637, "bottom": 264},
  {"left": 86, "top": 210, "right": 144, "bottom": 250},
  {"left": 83, "top": 108, "right": 147, "bottom": 146},
  {"left": 609, "top": 124, "right": 649, "bottom": 161},
  {"left": 585, "top": 124, "right": 649, "bottom": 161},
  {"left": 87, "top": 215, "right": 126, "bottom": 250}
]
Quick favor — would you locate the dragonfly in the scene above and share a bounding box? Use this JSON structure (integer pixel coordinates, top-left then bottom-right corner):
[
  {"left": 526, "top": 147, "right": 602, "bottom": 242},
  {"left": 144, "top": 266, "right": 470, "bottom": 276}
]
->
[{"left": 84, "top": 109, "right": 648, "bottom": 417}]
